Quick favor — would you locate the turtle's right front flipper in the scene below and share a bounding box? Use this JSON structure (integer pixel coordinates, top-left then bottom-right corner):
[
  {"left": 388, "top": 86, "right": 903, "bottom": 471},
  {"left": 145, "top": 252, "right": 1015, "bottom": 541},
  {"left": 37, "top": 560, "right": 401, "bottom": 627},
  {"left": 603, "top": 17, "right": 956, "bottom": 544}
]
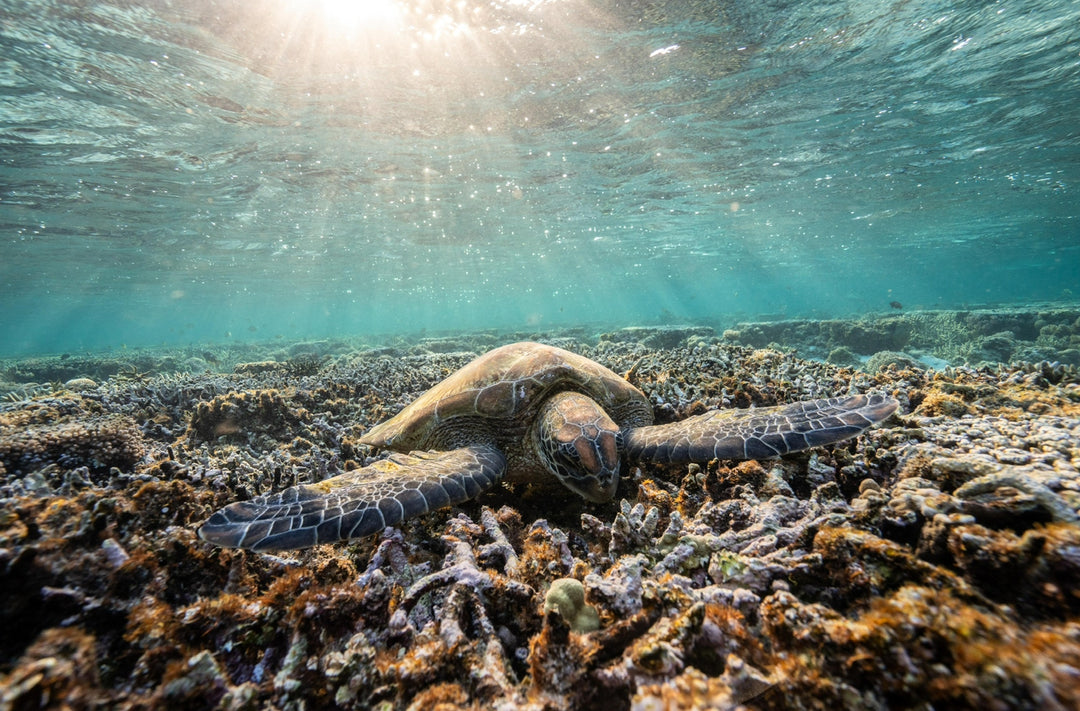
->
[
  {"left": 624, "top": 393, "right": 898, "bottom": 464},
  {"left": 198, "top": 444, "right": 506, "bottom": 551}
]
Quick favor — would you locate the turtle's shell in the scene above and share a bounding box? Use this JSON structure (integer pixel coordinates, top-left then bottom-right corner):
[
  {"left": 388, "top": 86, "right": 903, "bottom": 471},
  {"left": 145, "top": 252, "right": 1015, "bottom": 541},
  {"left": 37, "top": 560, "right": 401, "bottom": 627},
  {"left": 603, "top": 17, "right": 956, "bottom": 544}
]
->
[{"left": 359, "top": 341, "right": 652, "bottom": 451}]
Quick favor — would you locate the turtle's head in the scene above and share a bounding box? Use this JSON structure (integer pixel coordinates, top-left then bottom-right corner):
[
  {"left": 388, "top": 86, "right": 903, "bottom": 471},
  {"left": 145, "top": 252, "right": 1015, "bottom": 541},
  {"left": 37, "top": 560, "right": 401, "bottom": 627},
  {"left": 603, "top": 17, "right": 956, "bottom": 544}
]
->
[{"left": 536, "top": 391, "right": 622, "bottom": 503}]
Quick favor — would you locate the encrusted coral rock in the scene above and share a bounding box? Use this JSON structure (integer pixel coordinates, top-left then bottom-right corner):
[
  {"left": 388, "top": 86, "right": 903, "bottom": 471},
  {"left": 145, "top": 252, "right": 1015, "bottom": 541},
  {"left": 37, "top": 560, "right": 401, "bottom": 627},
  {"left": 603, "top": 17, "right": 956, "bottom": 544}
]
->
[
  {"left": 0, "top": 628, "right": 101, "bottom": 710},
  {"left": 865, "top": 350, "right": 923, "bottom": 374},
  {"left": 826, "top": 346, "right": 861, "bottom": 367},
  {"left": 188, "top": 389, "right": 310, "bottom": 443},
  {"left": 630, "top": 656, "right": 772, "bottom": 710},
  {"left": 0, "top": 414, "right": 145, "bottom": 476}
]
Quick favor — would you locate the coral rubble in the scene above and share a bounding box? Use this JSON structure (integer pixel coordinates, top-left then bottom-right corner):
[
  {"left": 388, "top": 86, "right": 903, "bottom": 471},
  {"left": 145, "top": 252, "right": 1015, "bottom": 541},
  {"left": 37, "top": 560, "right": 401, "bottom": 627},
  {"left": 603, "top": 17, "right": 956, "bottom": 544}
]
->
[{"left": 1, "top": 322, "right": 1079, "bottom": 709}]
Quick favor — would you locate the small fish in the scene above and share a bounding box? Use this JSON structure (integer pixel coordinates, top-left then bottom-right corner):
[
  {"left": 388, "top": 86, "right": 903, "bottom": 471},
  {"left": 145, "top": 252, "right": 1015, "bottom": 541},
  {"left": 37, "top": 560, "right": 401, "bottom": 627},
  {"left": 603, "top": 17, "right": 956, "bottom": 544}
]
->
[{"left": 889, "top": 301, "right": 903, "bottom": 310}]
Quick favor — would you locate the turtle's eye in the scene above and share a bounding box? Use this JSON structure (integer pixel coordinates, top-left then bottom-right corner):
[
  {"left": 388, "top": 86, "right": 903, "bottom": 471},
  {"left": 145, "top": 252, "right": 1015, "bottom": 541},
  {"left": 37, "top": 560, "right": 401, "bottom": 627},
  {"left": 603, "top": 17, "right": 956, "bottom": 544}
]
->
[
  {"left": 542, "top": 440, "right": 579, "bottom": 480},
  {"left": 551, "top": 441, "right": 584, "bottom": 476}
]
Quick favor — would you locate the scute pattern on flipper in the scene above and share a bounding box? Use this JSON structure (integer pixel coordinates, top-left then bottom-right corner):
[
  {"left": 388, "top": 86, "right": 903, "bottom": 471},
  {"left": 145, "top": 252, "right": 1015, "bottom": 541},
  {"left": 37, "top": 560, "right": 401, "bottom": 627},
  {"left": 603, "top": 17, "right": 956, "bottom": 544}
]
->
[
  {"left": 198, "top": 444, "right": 506, "bottom": 551},
  {"left": 624, "top": 393, "right": 899, "bottom": 463}
]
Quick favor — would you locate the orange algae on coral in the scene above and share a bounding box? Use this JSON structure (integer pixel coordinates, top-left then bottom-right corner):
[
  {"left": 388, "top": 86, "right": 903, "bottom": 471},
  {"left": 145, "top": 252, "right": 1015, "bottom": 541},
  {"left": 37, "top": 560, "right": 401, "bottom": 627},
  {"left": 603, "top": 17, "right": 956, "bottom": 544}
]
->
[
  {"left": 2, "top": 328, "right": 1079, "bottom": 709},
  {"left": 762, "top": 584, "right": 1080, "bottom": 710}
]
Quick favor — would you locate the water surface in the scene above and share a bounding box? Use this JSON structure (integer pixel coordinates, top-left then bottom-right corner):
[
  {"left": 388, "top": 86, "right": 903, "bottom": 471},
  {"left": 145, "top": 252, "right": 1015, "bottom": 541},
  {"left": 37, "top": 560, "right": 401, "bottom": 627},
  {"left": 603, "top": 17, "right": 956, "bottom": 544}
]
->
[{"left": 1, "top": 0, "right": 1077, "bottom": 355}]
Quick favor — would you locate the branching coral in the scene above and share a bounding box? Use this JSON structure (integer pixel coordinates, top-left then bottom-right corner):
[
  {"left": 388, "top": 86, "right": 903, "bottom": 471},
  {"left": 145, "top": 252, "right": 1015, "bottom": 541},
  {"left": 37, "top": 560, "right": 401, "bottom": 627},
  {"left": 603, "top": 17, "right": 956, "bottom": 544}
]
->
[{"left": 3, "top": 328, "right": 1080, "bottom": 710}]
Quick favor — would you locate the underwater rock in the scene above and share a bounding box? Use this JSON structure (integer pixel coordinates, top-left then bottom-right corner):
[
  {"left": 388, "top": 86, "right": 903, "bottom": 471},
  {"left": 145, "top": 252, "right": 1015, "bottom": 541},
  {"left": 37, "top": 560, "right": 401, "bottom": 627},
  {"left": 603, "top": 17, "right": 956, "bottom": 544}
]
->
[
  {"left": 160, "top": 650, "right": 230, "bottom": 707},
  {"left": 954, "top": 468, "right": 1079, "bottom": 525},
  {"left": 912, "top": 386, "right": 971, "bottom": 416},
  {"left": 826, "top": 345, "right": 860, "bottom": 367},
  {"left": 413, "top": 336, "right": 481, "bottom": 354},
  {"left": 0, "top": 628, "right": 103, "bottom": 710},
  {"left": 630, "top": 656, "right": 772, "bottom": 710},
  {"left": 63, "top": 377, "right": 99, "bottom": 392},
  {"left": 964, "top": 330, "right": 1019, "bottom": 364},
  {"left": 187, "top": 389, "right": 310, "bottom": 444},
  {"left": 864, "top": 350, "right": 924, "bottom": 374},
  {"left": 597, "top": 326, "right": 716, "bottom": 351},
  {"left": 233, "top": 360, "right": 287, "bottom": 375},
  {"left": 947, "top": 521, "right": 1080, "bottom": 617},
  {"left": 721, "top": 308, "right": 1080, "bottom": 368},
  {"left": 760, "top": 583, "right": 1080, "bottom": 709},
  {"left": 0, "top": 411, "right": 146, "bottom": 477}
]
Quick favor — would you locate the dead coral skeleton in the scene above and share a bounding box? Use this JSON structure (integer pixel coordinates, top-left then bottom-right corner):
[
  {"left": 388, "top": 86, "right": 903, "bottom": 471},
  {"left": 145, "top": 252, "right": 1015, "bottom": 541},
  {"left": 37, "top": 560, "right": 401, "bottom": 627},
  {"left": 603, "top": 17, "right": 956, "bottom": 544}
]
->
[
  {"left": 954, "top": 468, "right": 1079, "bottom": 524},
  {"left": 6, "top": 331, "right": 1080, "bottom": 710},
  {"left": 388, "top": 513, "right": 535, "bottom": 644}
]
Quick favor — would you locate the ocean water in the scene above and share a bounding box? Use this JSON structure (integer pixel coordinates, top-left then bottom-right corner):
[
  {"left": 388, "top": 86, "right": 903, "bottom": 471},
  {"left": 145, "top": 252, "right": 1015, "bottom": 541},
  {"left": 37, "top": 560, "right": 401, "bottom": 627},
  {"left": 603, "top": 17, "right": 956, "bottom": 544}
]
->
[{"left": 1, "top": 0, "right": 1077, "bottom": 357}]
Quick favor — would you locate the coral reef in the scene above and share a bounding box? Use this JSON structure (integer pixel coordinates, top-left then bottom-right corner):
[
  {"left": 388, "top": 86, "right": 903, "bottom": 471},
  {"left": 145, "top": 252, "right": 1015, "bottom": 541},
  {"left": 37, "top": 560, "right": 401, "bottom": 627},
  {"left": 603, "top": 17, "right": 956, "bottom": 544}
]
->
[
  {"left": 187, "top": 389, "right": 311, "bottom": 444},
  {"left": 0, "top": 396, "right": 146, "bottom": 479},
  {"left": 1, "top": 322, "right": 1079, "bottom": 709},
  {"left": 864, "top": 350, "right": 924, "bottom": 374},
  {"left": 721, "top": 306, "right": 1080, "bottom": 368}
]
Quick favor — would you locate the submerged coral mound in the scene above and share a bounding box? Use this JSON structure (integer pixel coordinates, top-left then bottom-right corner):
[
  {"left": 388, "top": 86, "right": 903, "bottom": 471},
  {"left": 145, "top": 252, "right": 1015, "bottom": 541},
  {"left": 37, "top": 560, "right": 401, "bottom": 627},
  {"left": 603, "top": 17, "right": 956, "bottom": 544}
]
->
[
  {"left": 722, "top": 305, "right": 1080, "bottom": 369},
  {"left": 1, "top": 325, "right": 1079, "bottom": 710}
]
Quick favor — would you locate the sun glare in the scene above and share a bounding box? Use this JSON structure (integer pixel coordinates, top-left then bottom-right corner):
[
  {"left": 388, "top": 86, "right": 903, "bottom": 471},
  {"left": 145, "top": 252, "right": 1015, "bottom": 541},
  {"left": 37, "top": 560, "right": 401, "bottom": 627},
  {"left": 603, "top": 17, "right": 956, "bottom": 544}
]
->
[
  {"left": 302, "top": 0, "right": 403, "bottom": 30},
  {"left": 243, "top": 0, "right": 586, "bottom": 100}
]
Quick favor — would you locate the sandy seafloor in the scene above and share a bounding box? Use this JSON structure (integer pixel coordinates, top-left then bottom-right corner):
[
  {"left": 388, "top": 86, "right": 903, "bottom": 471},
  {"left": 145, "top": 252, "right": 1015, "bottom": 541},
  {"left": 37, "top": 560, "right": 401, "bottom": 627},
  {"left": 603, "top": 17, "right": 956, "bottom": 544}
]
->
[{"left": 2, "top": 307, "right": 1079, "bottom": 710}]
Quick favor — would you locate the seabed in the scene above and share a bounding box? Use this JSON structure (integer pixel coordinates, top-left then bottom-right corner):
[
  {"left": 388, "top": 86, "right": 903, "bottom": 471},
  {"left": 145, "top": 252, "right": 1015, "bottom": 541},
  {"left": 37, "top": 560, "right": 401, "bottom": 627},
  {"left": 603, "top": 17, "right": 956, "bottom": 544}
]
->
[{"left": 1, "top": 307, "right": 1079, "bottom": 710}]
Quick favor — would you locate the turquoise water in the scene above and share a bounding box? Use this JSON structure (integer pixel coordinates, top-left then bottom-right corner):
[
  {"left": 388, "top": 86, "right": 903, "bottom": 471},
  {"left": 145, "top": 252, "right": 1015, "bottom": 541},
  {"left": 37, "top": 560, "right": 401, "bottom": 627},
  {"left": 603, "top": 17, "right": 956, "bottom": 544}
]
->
[{"left": 1, "top": 0, "right": 1077, "bottom": 356}]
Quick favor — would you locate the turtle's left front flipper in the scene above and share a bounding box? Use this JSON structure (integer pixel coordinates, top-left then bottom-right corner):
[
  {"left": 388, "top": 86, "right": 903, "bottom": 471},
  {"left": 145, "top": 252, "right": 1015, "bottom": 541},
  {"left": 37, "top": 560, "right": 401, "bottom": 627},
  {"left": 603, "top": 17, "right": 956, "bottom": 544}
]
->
[
  {"left": 198, "top": 444, "right": 506, "bottom": 551},
  {"left": 624, "top": 393, "right": 898, "bottom": 464}
]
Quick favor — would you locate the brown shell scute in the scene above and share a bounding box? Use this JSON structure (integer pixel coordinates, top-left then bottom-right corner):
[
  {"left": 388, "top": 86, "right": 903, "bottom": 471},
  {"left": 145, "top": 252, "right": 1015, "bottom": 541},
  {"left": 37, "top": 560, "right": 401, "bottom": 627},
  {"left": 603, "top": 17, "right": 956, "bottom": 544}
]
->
[{"left": 358, "top": 342, "right": 649, "bottom": 451}]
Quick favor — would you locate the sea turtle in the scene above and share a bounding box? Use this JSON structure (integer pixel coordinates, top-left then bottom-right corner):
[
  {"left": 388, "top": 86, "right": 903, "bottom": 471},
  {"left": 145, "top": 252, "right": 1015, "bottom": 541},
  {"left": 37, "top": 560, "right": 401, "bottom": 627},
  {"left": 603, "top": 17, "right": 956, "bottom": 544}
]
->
[{"left": 199, "top": 341, "right": 898, "bottom": 551}]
